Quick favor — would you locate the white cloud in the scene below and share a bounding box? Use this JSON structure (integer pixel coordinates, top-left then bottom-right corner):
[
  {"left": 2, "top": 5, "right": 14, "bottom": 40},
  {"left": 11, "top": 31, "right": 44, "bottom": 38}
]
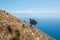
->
[
  {"left": 10, "top": 10, "right": 33, "bottom": 14},
  {"left": 8, "top": 9, "right": 60, "bottom": 17},
  {"left": 10, "top": 9, "right": 60, "bottom": 15},
  {"left": 7, "top": 9, "right": 60, "bottom": 17}
]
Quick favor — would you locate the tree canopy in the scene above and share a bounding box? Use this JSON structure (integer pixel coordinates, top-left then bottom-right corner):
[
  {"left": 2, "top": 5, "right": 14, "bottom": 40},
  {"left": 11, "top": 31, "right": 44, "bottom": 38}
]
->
[{"left": 30, "top": 18, "right": 37, "bottom": 26}]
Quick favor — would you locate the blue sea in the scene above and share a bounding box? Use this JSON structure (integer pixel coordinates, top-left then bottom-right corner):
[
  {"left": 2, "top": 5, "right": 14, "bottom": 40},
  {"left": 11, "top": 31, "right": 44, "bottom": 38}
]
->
[{"left": 14, "top": 15, "right": 60, "bottom": 40}]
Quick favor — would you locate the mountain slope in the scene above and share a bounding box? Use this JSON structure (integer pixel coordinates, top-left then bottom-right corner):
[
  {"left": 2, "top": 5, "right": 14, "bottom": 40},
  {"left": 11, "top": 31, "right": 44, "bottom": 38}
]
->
[{"left": 0, "top": 10, "right": 54, "bottom": 40}]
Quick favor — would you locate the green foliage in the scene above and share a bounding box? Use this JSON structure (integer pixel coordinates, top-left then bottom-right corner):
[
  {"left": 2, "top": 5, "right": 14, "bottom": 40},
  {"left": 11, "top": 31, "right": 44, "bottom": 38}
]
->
[
  {"left": 23, "top": 21, "right": 26, "bottom": 23},
  {"left": 18, "top": 20, "right": 20, "bottom": 23},
  {"left": 6, "top": 13, "right": 9, "bottom": 15},
  {"left": 3, "top": 10, "right": 5, "bottom": 12},
  {"left": 30, "top": 18, "right": 37, "bottom": 26},
  {"left": 11, "top": 29, "right": 20, "bottom": 40},
  {"left": 22, "top": 24, "right": 25, "bottom": 28},
  {"left": 11, "top": 36, "right": 19, "bottom": 40},
  {"left": 0, "top": 23, "right": 3, "bottom": 25},
  {"left": 15, "top": 29, "right": 20, "bottom": 37},
  {"left": 7, "top": 25, "right": 12, "bottom": 33}
]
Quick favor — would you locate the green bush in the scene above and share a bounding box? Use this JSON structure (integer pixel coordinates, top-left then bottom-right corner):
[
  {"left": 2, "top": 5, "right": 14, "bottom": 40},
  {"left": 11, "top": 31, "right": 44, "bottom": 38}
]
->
[
  {"left": 11, "top": 36, "right": 19, "bottom": 40},
  {"left": 11, "top": 29, "right": 20, "bottom": 40},
  {"left": 22, "top": 24, "right": 25, "bottom": 28},
  {"left": 3, "top": 10, "right": 5, "bottom": 12},
  {"left": 0, "top": 23, "right": 3, "bottom": 25},
  {"left": 7, "top": 25, "right": 12, "bottom": 33},
  {"left": 6, "top": 13, "right": 9, "bottom": 15},
  {"left": 18, "top": 20, "right": 20, "bottom": 23},
  {"left": 15, "top": 29, "right": 20, "bottom": 37}
]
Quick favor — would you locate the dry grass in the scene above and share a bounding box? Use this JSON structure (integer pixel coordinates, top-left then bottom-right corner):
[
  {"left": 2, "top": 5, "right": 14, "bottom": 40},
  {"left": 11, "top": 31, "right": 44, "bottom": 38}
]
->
[{"left": 0, "top": 10, "right": 54, "bottom": 40}]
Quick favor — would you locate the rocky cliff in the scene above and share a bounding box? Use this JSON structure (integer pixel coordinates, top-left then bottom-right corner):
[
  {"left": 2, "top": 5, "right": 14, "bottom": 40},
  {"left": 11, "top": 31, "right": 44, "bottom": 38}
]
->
[{"left": 0, "top": 10, "right": 54, "bottom": 40}]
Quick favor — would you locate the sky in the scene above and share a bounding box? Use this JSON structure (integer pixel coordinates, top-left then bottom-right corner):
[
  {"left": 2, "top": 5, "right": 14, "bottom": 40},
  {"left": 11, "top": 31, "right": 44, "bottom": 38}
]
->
[{"left": 0, "top": 0, "right": 60, "bottom": 17}]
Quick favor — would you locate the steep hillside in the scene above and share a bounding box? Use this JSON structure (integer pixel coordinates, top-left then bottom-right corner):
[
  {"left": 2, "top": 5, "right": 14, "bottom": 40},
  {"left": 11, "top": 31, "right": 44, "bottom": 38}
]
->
[{"left": 0, "top": 10, "right": 54, "bottom": 40}]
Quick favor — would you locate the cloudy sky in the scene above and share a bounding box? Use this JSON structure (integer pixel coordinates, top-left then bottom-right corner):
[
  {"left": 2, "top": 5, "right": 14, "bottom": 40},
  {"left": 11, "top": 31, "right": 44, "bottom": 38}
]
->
[{"left": 0, "top": 0, "right": 60, "bottom": 17}]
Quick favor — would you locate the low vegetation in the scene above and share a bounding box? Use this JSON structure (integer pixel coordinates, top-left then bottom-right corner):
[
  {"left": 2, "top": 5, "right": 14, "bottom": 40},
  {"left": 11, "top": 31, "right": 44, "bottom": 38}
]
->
[
  {"left": 11, "top": 36, "right": 20, "bottom": 40},
  {"left": 15, "top": 29, "right": 20, "bottom": 37},
  {"left": 7, "top": 25, "right": 12, "bottom": 33},
  {"left": 0, "top": 10, "right": 54, "bottom": 40},
  {"left": 11, "top": 29, "right": 20, "bottom": 40}
]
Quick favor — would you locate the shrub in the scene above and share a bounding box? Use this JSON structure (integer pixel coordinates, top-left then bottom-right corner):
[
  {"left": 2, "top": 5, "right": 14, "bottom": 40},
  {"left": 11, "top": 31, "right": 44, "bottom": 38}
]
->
[
  {"left": 11, "top": 36, "right": 19, "bottom": 40},
  {"left": 7, "top": 25, "right": 12, "bottom": 33},
  {"left": 15, "top": 29, "right": 20, "bottom": 37},
  {"left": 0, "top": 23, "right": 3, "bottom": 25},
  {"left": 3, "top": 10, "right": 5, "bottom": 12},
  {"left": 6, "top": 13, "right": 9, "bottom": 15},
  {"left": 22, "top": 24, "right": 25, "bottom": 28},
  {"left": 11, "top": 29, "right": 20, "bottom": 40},
  {"left": 18, "top": 20, "right": 20, "bottom": 23}
]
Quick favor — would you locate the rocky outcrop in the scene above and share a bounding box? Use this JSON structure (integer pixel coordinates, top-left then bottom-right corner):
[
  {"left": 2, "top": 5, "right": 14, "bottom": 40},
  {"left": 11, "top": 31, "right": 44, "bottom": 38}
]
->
[{"left": 0, "top": 10, "right": 54, "bottom": 40}]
